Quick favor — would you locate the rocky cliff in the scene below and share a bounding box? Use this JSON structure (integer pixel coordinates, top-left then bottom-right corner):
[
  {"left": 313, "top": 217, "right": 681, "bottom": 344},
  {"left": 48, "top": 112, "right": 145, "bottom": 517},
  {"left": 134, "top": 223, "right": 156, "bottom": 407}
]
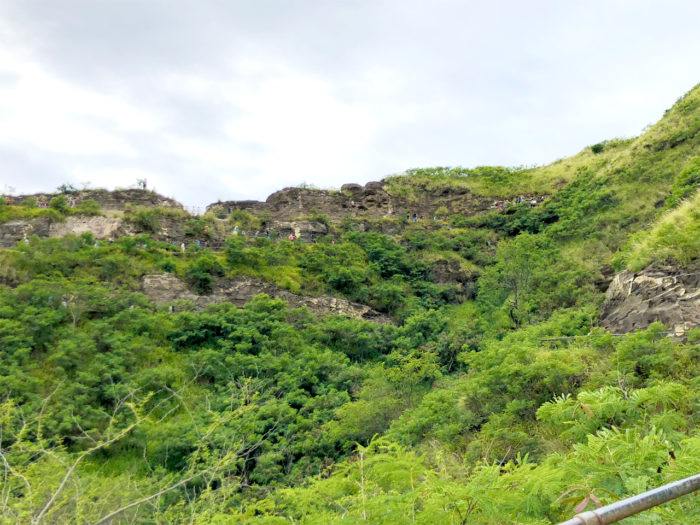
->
[
  {"left": 0, "top": 215, "right": 132, "bottom": 247},
  {"left": 13, "top": 189, "right": 182, "bottom": 211},
  {"left": 209, "top": 180, "right": 499, "bottom": 223},
  {"left": 601, "top": 265, "right": 700, "bottom": 336},
  {"left": 142, "top": 273, "right": 390, "bottom": 322}
]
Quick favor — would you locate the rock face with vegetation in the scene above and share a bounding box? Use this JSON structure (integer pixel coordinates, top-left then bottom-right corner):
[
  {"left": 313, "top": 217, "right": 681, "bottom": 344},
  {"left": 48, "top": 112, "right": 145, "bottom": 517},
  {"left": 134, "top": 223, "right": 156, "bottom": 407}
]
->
[
  {"left": 15, "top": 188, "right": 183, "bottom": 211},
  {"left": 143, "top": 273, "right": 390, "bottom": 322},
  {"left": 0, "top": 84, "right": 699, "bottom": 525},
  {"left": 210, "top": 179, "right": 505, "bottom": 222}
]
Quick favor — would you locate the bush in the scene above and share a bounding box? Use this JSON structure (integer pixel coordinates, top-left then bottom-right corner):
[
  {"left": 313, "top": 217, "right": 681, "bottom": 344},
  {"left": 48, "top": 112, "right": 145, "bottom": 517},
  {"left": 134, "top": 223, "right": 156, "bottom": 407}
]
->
[
  {"left": 229, "top": 210, "right": 262, "bottom": 233},
  {"left": 127, "top": 207, "right": 161, "bottom": 232},
  {"left": 185, "top": 255, "right": 224, "bottom": 294},
  {"left": 665, "top": 158, "right": 700, "bottom": 208},
  {"left": 185, "top": 218, "right": 212, "bottom": 238},
  {"left": 57, "top": 183, "right": 78, "bottom": 194},
  {"left": 76, "top": 199, "right": 102, "bottom": 216},
  {"left": 591, "top": 143, "right": 605, "bottom": 154},
  {"left": 50, "top": 195, "right": 69, "bottom": 213}
]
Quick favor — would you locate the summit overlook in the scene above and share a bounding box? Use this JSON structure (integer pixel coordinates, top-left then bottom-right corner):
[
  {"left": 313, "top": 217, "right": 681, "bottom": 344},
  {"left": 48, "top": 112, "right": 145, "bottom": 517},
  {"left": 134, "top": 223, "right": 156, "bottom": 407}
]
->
[{"left": 0, "top": 84, "right": 699, "bottom": 524}]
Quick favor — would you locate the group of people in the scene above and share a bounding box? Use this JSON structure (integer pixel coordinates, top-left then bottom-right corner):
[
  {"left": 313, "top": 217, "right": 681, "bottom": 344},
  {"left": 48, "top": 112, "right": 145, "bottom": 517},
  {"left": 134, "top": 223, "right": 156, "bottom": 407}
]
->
[
  {"left": 493, "top": 195, "right": 543, "bottom": 212},
  {"left": 408, "top": 213, "right": 451, "bottom": 222}
]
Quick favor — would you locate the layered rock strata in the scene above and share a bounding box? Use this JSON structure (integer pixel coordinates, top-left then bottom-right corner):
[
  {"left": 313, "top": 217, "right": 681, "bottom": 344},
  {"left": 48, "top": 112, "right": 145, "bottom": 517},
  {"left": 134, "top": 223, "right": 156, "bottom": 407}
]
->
[
  {"left": 601, "top": 266, "right": 700, "bottom": 335},
  {"left": 142, "top": 273, "right": 391, "bottom": 323}
]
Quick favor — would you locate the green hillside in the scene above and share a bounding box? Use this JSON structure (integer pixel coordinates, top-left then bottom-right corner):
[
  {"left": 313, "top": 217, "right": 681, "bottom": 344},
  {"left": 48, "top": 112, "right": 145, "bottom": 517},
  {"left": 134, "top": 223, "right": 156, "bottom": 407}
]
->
[{"left": 0, "top": 83, "right": 698, "bottom": 524}]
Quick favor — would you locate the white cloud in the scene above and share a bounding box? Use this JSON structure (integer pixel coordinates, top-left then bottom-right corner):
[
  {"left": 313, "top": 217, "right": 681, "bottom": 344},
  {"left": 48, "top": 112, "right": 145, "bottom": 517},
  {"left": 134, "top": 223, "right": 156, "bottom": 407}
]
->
[{"left": 0, "top": 1, "right": 698, "bottom": 207}]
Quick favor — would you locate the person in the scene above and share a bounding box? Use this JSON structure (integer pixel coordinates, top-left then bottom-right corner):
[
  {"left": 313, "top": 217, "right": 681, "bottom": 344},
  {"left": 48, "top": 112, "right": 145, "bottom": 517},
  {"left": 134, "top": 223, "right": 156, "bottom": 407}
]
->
[
  {"left": 233, "top": 225, "right": 239, "bottom": 237},
  {"left": 289, "top": 233, "right": 295, "bottom": 241},
  {"left": 412, "top": 213, "right": 418, "bottom": 222},
  {"left": 23, "top": 235, "right": 29, "bottom": 245},
  {"left": 94, "top": 241, "right": 99, "bottom": 248},
  {"left": 196, "top": 240, "right": 201, "bottom": 247},
  {"left": 497, "top": 203, "right": 504, "bottom": 212},
  {"left": 530, "top": 199, "right": 537, "bottom": 207},
  {"left": 180, "top": 242, "right": 186, "bottom": 253}
]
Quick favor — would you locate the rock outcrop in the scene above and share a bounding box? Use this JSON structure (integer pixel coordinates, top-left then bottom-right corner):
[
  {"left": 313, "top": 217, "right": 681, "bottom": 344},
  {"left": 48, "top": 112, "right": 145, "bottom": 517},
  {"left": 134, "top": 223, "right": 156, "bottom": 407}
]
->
[
  {"left": 209, "top": 180, "right": 495, "bottom": 223},
  {"left": 142, "top": 273, "right": 391, "bottom": 323},
  {"left": 601, "top": 265, "right": 700, "bottom": 335},
  {"left": 49, "top": 216, "right": 124, "bottom": 239},
  {"left": 13, "top": 189, "right": 182, "bottom": 211},
  {"left": 0, "top": 217, "right": 52, "bottom": 247},
  {"left": 1, "top": 216, "right": 131, "bottom": 247}
]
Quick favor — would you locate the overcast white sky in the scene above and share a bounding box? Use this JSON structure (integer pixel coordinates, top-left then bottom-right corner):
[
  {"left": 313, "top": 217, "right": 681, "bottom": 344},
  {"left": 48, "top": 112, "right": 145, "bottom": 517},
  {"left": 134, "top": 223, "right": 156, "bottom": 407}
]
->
[{"left": 0, "top": 1, "right": 698, "bottom": 208}]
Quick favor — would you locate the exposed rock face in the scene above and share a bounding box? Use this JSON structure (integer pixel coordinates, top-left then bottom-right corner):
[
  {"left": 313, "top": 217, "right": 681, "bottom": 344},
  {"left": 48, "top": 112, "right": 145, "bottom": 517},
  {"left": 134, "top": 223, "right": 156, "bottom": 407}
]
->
[
  {"left": 601, "top": 266, "right": 700, "bottom": 335},
  {"left": 14, "top": 189, "right": 182, "bottom": 211},
  {"left": 270, "top": 220, "right": 330, "bottom": 241},
  {"left": 209, "top": 180, "right": 495, "bottom": 223},
  {"left": 49, "top": 216, "right": 124, "bottom": 239},
  {"left": 429, "top": 258, "right": 473, "bottom": 285},
  {"left": 0, "top": 218, "right": 51, "bottom": 247},
  {"left": 142, "top": 273, "right": 391, "bottom": 323}
]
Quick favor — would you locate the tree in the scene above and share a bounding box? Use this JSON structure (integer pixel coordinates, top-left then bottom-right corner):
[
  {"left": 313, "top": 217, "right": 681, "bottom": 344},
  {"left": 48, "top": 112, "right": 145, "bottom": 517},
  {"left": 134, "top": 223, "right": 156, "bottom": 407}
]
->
[
  {"left": 478, "top": 233, "right": 555, "bottom": 326},
  {"left": 56, "top": 183, "right": 78, "bottom": 194},
  {"left": 0, "top": 381, "right": 263, "bottom": 524}
]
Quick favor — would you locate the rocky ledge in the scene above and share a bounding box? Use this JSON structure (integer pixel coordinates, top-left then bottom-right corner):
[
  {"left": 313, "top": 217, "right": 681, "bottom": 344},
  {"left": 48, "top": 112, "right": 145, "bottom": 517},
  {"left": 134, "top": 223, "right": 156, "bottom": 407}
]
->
[
  {"left": 601, "top": 265, "right": 700, "bottom": 336},
  {"left": 142, "top": 273, "right": 391, "bottom": 323},
  {"left": 209, "top": 180, "right": 496, "bottom": 223},
  {"left": 13, "top": 189, "right": 182, "bottom": 211}
]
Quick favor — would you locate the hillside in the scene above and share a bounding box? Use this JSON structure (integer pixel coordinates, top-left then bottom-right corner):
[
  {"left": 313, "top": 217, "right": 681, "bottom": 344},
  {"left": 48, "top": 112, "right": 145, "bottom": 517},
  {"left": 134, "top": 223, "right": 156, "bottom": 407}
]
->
[{"left": 0, "top": 83, "right": 698, "bottom": 524}]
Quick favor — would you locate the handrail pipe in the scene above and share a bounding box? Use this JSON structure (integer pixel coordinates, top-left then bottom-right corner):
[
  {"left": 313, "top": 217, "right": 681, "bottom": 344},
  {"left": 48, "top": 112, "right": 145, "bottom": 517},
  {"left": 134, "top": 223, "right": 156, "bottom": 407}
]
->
[{"left": 558, "top": 473, "right": 700, "bottom": 525}]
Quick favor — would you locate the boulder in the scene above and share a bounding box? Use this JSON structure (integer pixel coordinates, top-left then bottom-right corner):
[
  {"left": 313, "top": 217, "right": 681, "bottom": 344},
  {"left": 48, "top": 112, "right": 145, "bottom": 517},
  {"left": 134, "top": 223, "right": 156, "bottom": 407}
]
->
[{"left": 601, "top": 265, "right": 700, "bottom": 336}]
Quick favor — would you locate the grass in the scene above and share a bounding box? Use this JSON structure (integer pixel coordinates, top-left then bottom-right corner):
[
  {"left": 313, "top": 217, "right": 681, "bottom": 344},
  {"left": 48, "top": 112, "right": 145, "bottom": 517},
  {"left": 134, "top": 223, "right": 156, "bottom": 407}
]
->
[
  {"left": 0, "top": 205, "right": 65, "bottom": 224},
  {"left": 385, "top": 83, "right": 699, "bottom": 212},
  {"left": 616, "top": 189, "right": 700, "bottom": 271}
]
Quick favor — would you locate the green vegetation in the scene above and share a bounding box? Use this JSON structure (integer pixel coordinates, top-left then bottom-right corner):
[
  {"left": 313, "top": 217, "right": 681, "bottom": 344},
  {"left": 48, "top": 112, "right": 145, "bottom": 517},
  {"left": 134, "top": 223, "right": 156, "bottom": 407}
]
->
[
  {"left": 1, "top": 84, "right": 699, "bottom": 524},
  {"left": 123, "top": 204, "right": 190, "bottom": 232},
  {"left": 616, "top": 189, "right": 700, "bottom": 271},
  {"left": 0, "top": 196, "right": 104, "bottom": 224}
]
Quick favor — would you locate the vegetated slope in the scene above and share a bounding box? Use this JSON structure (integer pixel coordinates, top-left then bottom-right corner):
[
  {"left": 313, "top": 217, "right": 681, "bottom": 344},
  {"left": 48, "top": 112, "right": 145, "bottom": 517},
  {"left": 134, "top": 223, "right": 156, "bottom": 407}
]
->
[{"left": 0, "top": 84, "right": 698, "bottom": 524}]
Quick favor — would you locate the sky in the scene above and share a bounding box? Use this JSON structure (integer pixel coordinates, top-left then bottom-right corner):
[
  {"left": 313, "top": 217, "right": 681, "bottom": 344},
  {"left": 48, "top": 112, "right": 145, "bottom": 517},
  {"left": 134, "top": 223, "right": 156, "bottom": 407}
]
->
[{"left": 0, "top": 1, "right": 698, "bottom": 209}]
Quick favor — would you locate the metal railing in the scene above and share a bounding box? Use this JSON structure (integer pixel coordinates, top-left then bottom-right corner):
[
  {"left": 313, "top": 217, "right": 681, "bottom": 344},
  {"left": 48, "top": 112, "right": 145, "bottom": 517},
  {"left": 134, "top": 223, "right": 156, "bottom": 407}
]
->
[{"left": 558, "top": 473, "right": 700, "bottom": 524}]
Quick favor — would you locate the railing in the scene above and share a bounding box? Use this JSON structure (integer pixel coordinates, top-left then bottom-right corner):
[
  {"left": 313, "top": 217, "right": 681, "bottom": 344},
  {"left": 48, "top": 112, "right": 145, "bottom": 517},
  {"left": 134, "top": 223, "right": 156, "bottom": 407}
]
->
[{"left": 558, "top": 473, "right": 700, "bottom": 524}]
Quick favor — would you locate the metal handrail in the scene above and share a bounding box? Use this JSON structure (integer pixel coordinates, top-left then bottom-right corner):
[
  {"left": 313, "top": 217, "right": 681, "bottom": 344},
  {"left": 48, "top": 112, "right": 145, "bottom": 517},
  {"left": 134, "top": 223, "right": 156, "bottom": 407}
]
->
[{"left": 558, "top": 473, "right": 700, "bottom": 524}]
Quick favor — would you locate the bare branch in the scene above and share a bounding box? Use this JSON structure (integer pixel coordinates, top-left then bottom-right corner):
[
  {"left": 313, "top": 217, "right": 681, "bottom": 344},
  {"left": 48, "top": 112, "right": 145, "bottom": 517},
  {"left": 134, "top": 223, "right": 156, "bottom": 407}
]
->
[{"left": 91, "top": 471, "right": 207, "bottom": 525}]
